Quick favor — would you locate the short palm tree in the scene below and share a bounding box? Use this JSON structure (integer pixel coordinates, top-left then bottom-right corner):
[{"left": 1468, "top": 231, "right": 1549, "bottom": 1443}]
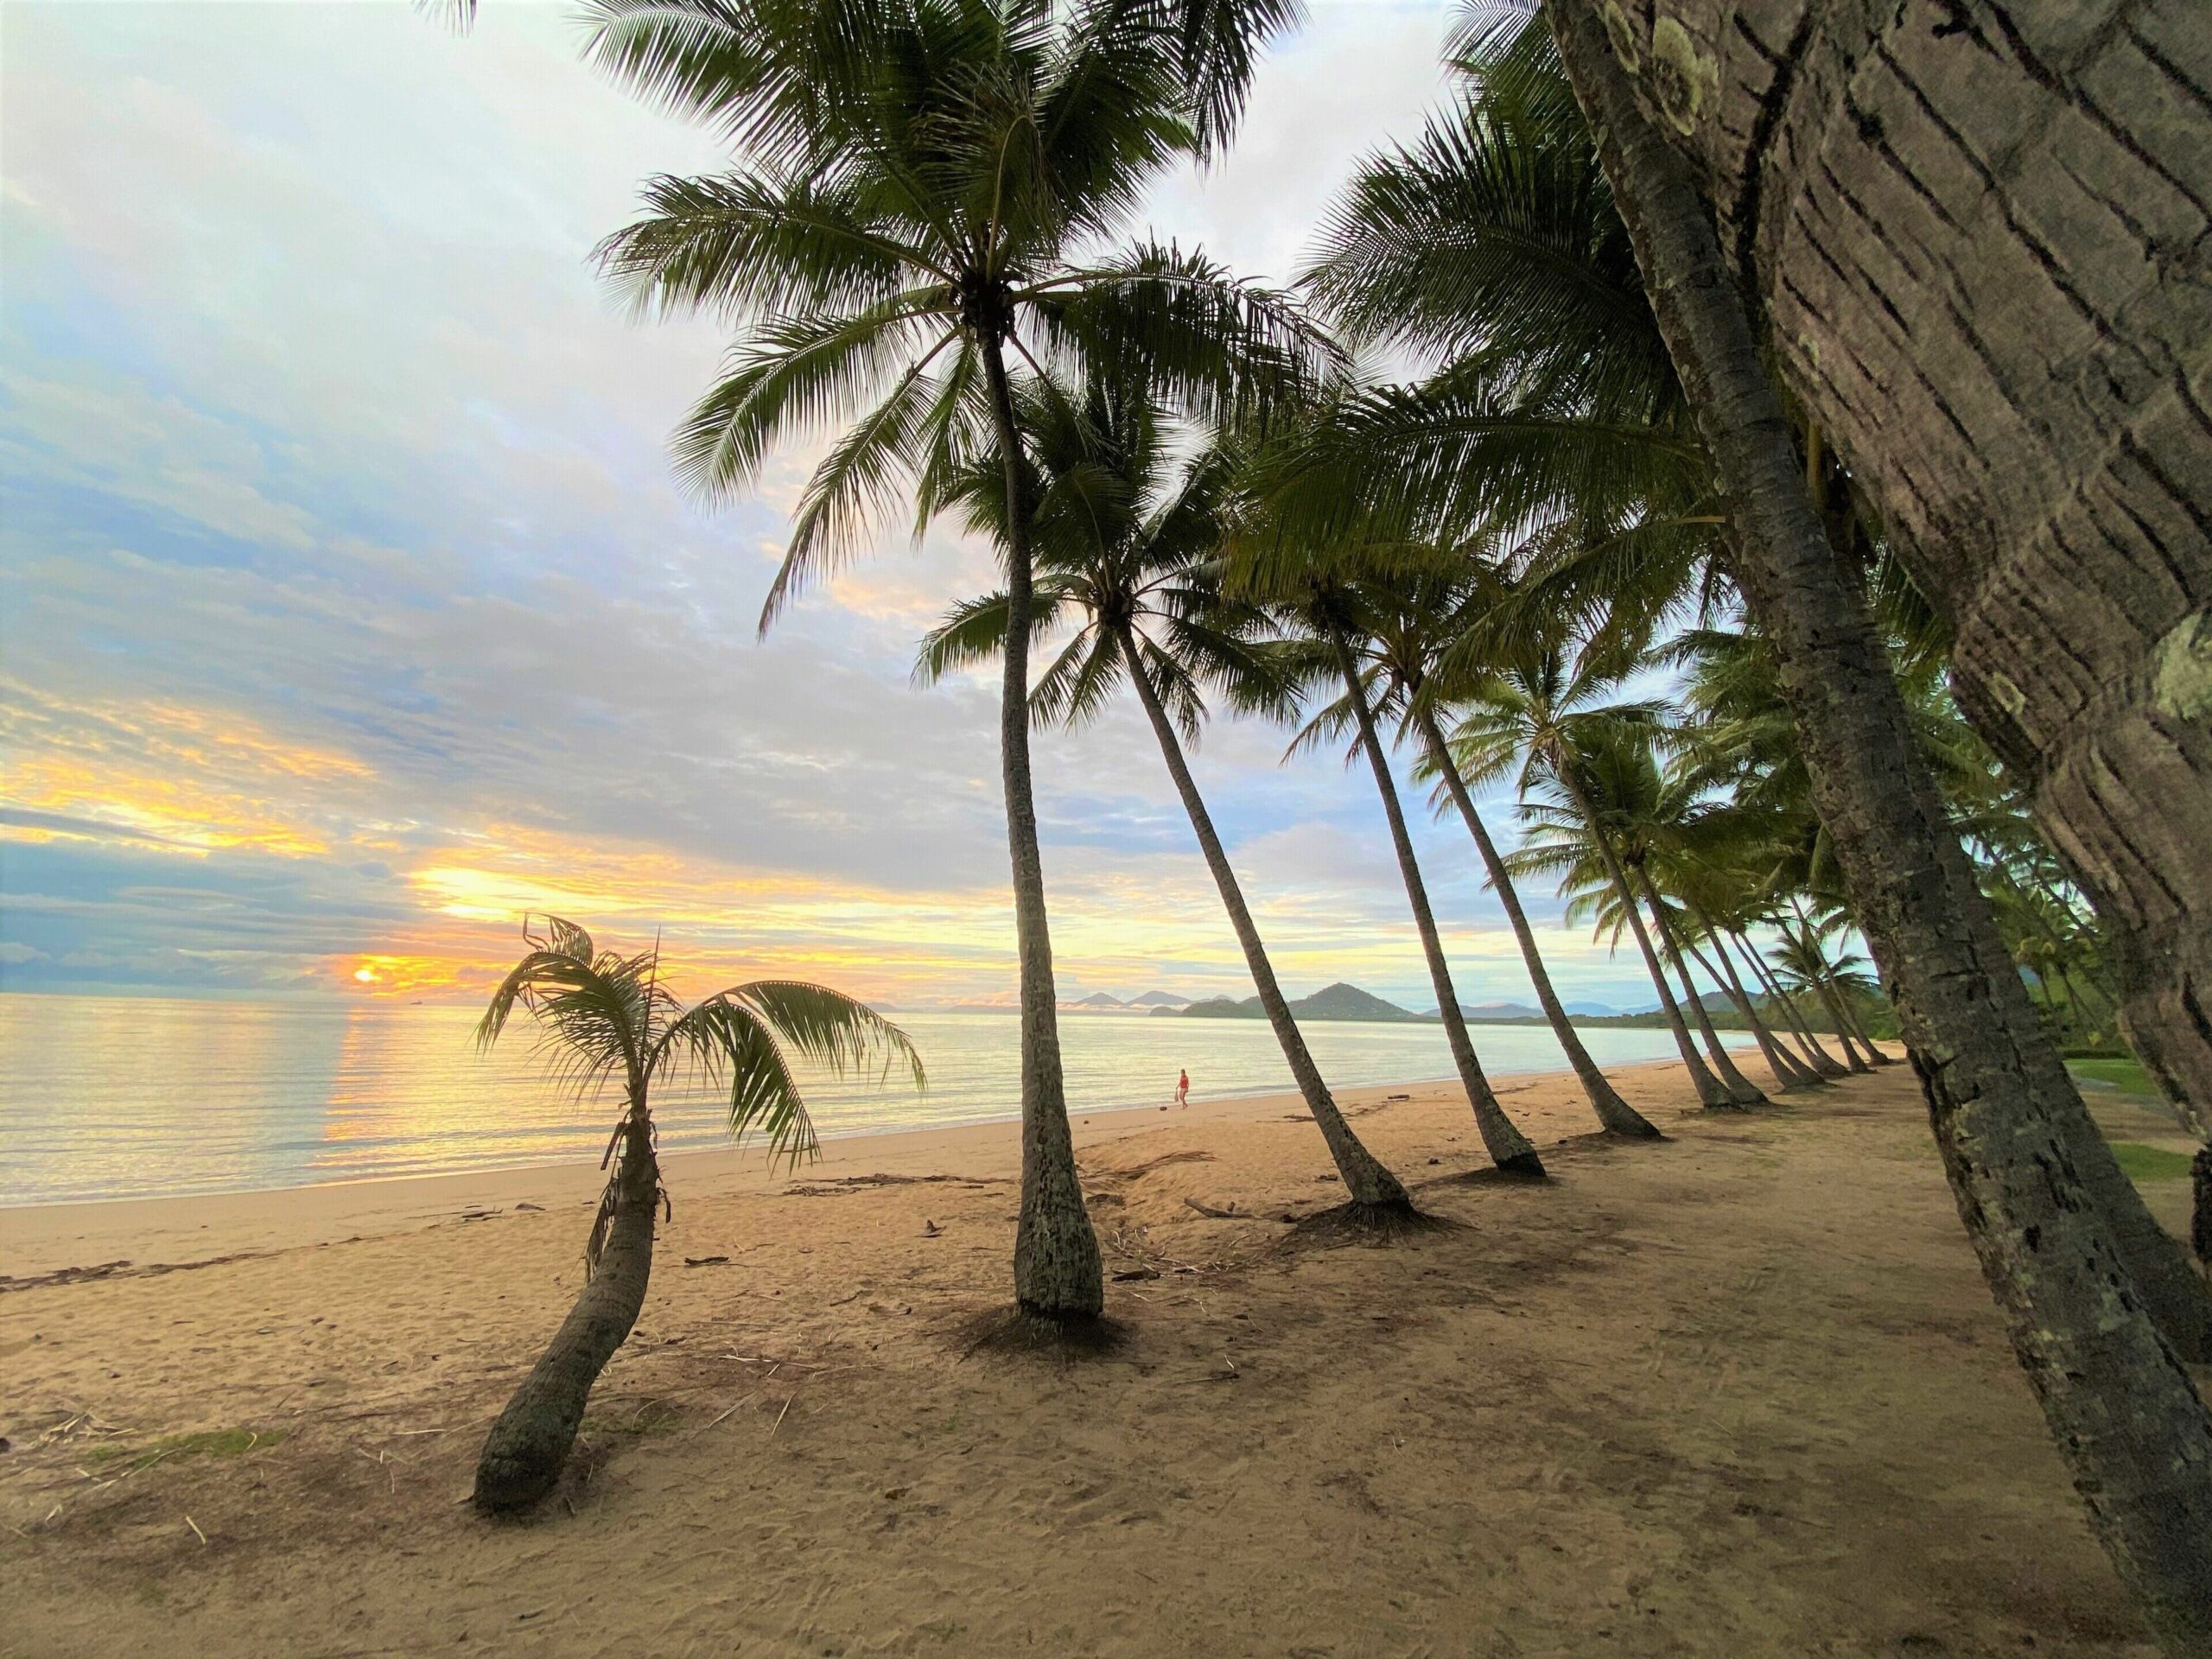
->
[
  {"left": 471, "top": 917, "right": 920, "bottom": 1514},
  {"left": 918, "top": 368, "right": 1414, "bottom": 1213},
  {"left": 589, "top": 0, "right": 1321, "bottom": 1319}
]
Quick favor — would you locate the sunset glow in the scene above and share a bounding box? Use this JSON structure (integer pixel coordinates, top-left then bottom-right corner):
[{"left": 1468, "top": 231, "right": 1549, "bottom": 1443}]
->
[{"left": 0, "top": 2, "right": 1660, "bottom": 1014}]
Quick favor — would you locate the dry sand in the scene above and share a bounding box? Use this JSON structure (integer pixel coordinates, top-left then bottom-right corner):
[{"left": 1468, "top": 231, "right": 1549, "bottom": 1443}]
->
[{"left": 2, "top": 1050, "right": 2198, "bottom": 1658}]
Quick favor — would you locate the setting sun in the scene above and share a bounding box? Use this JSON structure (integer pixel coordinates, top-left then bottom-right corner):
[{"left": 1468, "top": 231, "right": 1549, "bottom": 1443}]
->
[{"left": 353, "top": 967, "right": 378, "bottom": 983}]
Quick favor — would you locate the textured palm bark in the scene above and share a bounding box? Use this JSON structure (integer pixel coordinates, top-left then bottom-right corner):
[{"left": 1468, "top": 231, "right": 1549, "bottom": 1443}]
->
[
  {"left": 1560, "top": 767, "right": 1734, "bottom": 1108},
  {"left": 2196, "top": 1148, "right": 2212, "bottom": 1268},
  {"left": 473, "top": 1123, "right": 658, "bottom": 1514},
  {"left": 1414, "top": 704, "right": 1661, "bottom": 1138},
  {"left": 983, "top": 340, "right": 1103, "bottom": 1320},
  {"left": 1335, "top": 635, "right": 1544, "bottom": 1174},
  {"left": 1573, "top": 0, "right": 2212, "bottom": 1147},
  {"left": 1682, "top": 909, "right": 1819, "bottom": 1088},
  {"left": 1116, "top": 626, "right": 1413, "bottom": 1210},
  {"left": 1744, "top": 936, "right": 1851, "bottom": 1076},
  {"left": 1550, "top": 5, "right": 2212, "bottom": 1643},
  {"left": 1637, "top": 872, "right": 1768, "bottom": 1106}
]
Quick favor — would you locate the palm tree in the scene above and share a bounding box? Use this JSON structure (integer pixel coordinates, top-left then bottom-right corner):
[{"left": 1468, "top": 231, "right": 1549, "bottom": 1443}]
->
[
  {"left": 471, "top": 917, "right": 920, "bottom": 1513},
  {"left": 1541, "top": 0, "right": 2212, "bottom": 1628},
  {"left": 590, "top": 0, "right": 1320, "bottom": 1319},
  {"left": 1291, "top": 573, "right": 1659, "bottom": 1139},
  {"left": 1274, "top": 580, "right": 1545, "bottom": 1176},
  {"left": 1772, "top": 907, "right": 1883, "bottom": 1072},
  {"left": 1533, "top": 0, "right": 2212, "bottom": 1162},
  {"left": 1510, "top": 727, "right": 1767, "bottom": 1108},
  {"left": 917, "top": 369, "right": 1414, "bottom": 1213},
  {"left": 1448, "top": 626, "right": 1736, "bottom": 1109}
]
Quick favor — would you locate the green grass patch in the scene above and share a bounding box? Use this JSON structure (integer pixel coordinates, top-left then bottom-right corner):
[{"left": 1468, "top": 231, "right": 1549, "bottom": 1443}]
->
[
  {"left": 2109, "top": 1142, "right": 2196, "bottom": 1183},
  {"left": 86, "top": 1427, "right": 284, "bottom": 1473},
  {"left": 2067, "top": 1057, "right": 2163, "bottom": 1098}
]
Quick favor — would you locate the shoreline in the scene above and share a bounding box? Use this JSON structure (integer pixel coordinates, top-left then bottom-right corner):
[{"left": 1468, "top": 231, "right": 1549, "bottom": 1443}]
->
[
  {"left": 5, "top": 1042, "right": 2163, "bottom": 1659},
  {"left": 0, "top": 1052, "right": 1742, "bottom": 1279}
]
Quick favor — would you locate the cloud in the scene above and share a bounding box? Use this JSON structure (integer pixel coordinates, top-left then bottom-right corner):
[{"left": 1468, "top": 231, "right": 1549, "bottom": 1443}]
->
[{"left": 0, "top": 0, "right": 1670, "bottom": 1014}]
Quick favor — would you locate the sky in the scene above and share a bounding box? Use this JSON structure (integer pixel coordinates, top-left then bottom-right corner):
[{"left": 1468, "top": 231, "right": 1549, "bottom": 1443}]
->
[{"left": 0, "top": 0, "right": 1665, "bottom": 1013}]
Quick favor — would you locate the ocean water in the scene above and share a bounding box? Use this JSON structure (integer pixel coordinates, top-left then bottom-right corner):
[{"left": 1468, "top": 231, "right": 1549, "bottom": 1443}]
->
[{"left": 0, "top": 995, "right": 1687, "bottom": 1206}]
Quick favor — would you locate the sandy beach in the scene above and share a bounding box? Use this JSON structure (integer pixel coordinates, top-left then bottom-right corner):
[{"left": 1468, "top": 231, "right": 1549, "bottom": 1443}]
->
[{"left": 3, "top": 1049, "right": 2197, "bottom": 1657}]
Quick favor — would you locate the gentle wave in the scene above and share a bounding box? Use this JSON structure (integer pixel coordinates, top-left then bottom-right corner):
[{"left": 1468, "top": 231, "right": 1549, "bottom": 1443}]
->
[{"left": 0, "top": 995, "right": 1687, "bottom": 1205}]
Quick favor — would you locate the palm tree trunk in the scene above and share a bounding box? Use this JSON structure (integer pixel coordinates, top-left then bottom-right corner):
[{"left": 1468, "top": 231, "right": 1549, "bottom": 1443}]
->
[
  {"left": 1796, "top": 915, "right": 1892, "bottom": 1069},
  {"left": 1548, "top": 8, "right": 2212, "bottom": 1641},
  {"left": 1334, "top": 632, "right": 1542, "bottom": 1175},
  {"left": 1809, "top": 975, "right": 1875, "bottom": 1074},
  {"left": 1636, "top": 872, "right": 1766, "bottom": 1107},
  {"left": 1116, "top": 625, "right": 1412, "bottom": 1211},
  {"left": 1681, "top": 907, "right": 1816, "bottom": 1090},
  {"left": 1743, "top": 935, "right": 1848, "bottom": 1077},
  {"left": 1557, "top": 766, "right": 1732, "bottom": 1109},
  {"left": 1700, "top": 920, "right": 1821, "bottom": 1088},
  {"left": 1554, "top": 0, "right": 2212, "bottom": 1160},
  {"left": 982, "top": 339, "right": 1102, "bottom": 1321},
  {"left": 474, "top": 1117, "right": 658, "bottom": 1514},
  {"left": 1414, "top": 703, "right": 1659, "bottom": 1139}
]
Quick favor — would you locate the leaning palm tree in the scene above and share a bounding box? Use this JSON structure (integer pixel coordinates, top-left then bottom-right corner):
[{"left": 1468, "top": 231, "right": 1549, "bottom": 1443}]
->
[
  {"left": 918, "top": 370, "right": 1414, "bottom": 1215},
  {"left": 590, "top": 0, "right": 1322, "bottom": 1319},
  {"left": 1771, "top": 908, "right": 1884, "bottom": 1074},
  {"left": 1448, "top": 626, "right": 1737, "bottom": 1109},
  {"left": 1509, "top": 728, "right": 1766, "bottom": 1108},
  {"left": 1291, "top": 572, "right": 1660, "bottom": 1139},
  {"left": 471, "top": 917, "right": 920, "bottom": 1514},
  {"left": 1273, "top": 578, "right": 1546, "bottom": 1176},
  {"left": 1533, "top": 0, "right": 2212, "bottom": 1630}
]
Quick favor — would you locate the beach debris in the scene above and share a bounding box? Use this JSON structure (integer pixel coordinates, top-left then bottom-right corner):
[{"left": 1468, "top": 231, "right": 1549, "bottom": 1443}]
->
[
  {"left": 683, "top": 1255, "right": 732, "bottom": 1268},
  {"left": 921, "top": 1220, "right": 941, "bottom": 1237},
  {"left": 1183, "top": 1198, "right": 1247, "bottom": 1220},
  {"left": 1385, "top": 1093, "right": 1412, "bottom": 1103},
  {"left": 0, "top": 1260, "right": 132, "bottom": 1292},
  {"left": 1112, "top": 1267, "right": 1160, "bottom": 1281},
  {"left": 514, "top": 1202, "right": 544, "bottom": 1212},
  {"left": 185, "top": 1514, "right": 207, "bottom": 1545}
]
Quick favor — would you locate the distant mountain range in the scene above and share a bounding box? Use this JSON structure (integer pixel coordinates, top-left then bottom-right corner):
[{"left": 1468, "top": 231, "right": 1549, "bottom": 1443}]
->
[
  {"left": 1059, "top": 989, "right": 1193, "bottom": 1011},
  {"left": 1431, "top": 999, "right": 1623, "bottom": 1021},
  {"left": 1175, "top": 986, "right": 1637, "bottom": 1025},
  {"left": 940, "top": 988, "right": 1647, "bottom": 1024},
  {"left": 1170, "top": 982, "right": 1428, "bottom": 1024}
]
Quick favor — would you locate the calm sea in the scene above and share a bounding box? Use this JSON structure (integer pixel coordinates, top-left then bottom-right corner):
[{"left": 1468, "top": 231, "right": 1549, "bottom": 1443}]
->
[{"left": 0, "top": 995, "right": 1686, "bottom": 1206}]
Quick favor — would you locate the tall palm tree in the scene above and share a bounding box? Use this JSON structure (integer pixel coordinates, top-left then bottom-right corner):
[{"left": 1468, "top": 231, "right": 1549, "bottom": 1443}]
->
[
  {"left": 590, "top": 0, "right": 1321, "bottom": 1319},
  {"left": 471, "top": 917, "right": 920, "bottom": 1513},
  {"left": 917, "top": 369, "right": 1414, "bottom": 1213},
  {"left": 1541, "top": 0, "right": 2212, "bottom": 1625},
  {"left": 1294, "top": 574, "right": 1659, "bottom": 1139},
  {"left": 1448, "top": 627, "right": 1736, "bottom": 1109},
  {"left": 1771, "top": 908, "right": 1883, "bottom": 1074},
  {"left": 1274, "top": 580, "right": 1545, "bottom": 1176},
  {"left": 1510, "top": 728, "right": 1767, "bottom": 1108}
]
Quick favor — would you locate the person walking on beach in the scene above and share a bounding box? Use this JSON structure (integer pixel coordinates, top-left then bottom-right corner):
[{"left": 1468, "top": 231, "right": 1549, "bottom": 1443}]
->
[{"left": 1175, "top": 1068, "right": 1190, "bottom": 1109}]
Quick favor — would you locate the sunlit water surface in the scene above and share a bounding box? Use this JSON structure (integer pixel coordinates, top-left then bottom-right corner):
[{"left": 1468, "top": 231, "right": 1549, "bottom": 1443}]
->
[{"left": 0, "top": 995, "right": 1687, "bottom": 1205}]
